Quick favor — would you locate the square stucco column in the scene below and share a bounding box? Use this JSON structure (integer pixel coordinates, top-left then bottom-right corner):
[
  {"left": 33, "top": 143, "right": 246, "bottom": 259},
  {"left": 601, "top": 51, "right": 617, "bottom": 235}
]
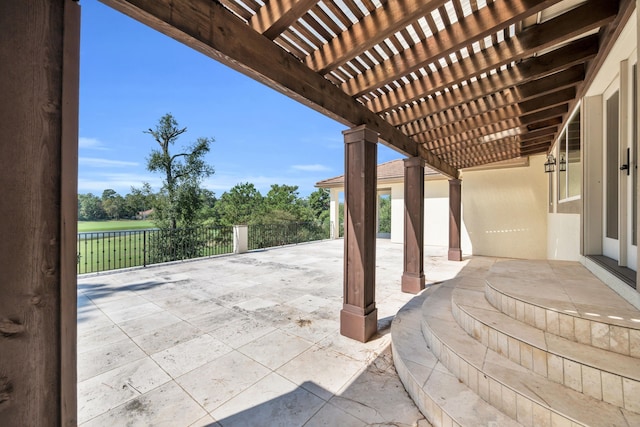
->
[
  {"left": 341, "top": 125, "right": 378, "bottom": 342},
  {"left": 449, "top": 179, "right": 463, "bottom": 261},
  {"left": 402, "top": 157, "right": 425, "bottom": 294}
]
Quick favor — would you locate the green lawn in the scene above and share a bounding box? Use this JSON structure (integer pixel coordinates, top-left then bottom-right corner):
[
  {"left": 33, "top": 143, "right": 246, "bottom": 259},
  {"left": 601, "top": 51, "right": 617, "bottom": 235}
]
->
[
  {"left": 76, "top": 225, "right": 235, "bottom": 274},
  {"left": 78, "top": 220, "right": 156, "bottom": 232}
]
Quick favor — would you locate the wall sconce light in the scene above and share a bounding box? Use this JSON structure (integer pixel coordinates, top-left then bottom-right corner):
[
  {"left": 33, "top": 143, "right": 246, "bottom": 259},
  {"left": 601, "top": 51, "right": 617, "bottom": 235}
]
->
[
  {"left": 559, "top": 154, "right": 566, "bottom": 172},
  {"left": 544, "top": 154, "right": 556, "bottom": 173}
]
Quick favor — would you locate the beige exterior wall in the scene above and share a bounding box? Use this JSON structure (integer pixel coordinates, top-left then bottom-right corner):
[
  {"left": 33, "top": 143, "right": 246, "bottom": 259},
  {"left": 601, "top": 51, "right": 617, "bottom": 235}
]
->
[
  {"left": 460, "top": 155, "right": 548, "bottom": 259},
  {"left": 324, "top": 160, "right": 544, "bottom": 259},
  {"left": 547, "top": 213, "right": 581, "bottom": 261},
  {"left": 390, "top": 183, "right": 404, "bottom": 244}
]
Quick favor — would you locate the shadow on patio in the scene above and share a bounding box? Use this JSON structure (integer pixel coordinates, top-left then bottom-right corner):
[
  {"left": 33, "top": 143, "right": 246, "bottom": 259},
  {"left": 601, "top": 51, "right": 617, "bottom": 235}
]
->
[{"left": 76, "top": 239, "right": 464, "bottom": 426}]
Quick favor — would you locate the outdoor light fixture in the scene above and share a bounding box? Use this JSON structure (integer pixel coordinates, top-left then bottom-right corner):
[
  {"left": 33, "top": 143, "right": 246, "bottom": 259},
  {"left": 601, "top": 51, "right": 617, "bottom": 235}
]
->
[
  {"left": 544, "top": 154, "right": 556, "bottom": 173},
  {"left": 559, "top": 154, "right": 566, "bottom": 172}
]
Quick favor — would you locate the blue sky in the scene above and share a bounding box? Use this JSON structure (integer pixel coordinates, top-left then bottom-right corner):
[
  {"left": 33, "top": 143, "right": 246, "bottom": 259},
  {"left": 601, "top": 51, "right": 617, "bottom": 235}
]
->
[{"left": 79, "top": 1, "right": 403, "bottom": 197}]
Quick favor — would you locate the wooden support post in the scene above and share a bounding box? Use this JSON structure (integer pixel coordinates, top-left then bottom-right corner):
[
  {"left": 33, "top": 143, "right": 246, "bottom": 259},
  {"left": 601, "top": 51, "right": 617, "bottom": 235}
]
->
[
  {"left": 448, "top": 179, "right": 463, "bottom": 261},
  {"left": 341, "top": 125, "right": 378, "bottom": 342},
  {"left": 0, "top": 1, "right": 80, "bottom": 425},
  {"left": 402, "top": 157, "right": 426, "bottom": 293}
]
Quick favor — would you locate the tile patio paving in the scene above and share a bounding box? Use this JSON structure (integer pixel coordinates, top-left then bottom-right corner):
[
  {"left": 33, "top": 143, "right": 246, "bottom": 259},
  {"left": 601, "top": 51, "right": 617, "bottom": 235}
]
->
[{"left": 77, "top": 239, "right": 467, "bottom": 426}]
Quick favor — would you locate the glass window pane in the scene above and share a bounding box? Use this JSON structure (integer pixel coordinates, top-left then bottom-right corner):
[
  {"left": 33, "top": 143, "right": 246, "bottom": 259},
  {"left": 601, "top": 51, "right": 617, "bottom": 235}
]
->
[{"left": 567, "top": 110, "right": 581, "bottom": 198}]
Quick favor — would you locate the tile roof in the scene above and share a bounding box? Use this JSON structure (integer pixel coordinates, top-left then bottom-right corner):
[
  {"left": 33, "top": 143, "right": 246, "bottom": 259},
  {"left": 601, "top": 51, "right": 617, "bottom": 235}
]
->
[{"left": 316, "top": 159, "right": 442, "bottom": 188}]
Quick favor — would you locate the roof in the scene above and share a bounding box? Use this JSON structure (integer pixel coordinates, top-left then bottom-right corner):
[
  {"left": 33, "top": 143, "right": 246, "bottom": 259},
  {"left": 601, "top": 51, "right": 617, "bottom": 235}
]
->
[
  {"left": 316, "top": 159, "right": 442, "bottom": 188},
  {"left": 104, "top": 0, "right": 634, "bottom": 177}
]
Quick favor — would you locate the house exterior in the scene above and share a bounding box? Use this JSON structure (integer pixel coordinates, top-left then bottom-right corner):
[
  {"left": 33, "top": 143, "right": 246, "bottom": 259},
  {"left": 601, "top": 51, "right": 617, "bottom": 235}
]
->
[
  {"left": 3, "top": 0, "right": 640, "bottom": 425},
  {"left": 317, "top": 156, "right": 554, "bottom": 261}
]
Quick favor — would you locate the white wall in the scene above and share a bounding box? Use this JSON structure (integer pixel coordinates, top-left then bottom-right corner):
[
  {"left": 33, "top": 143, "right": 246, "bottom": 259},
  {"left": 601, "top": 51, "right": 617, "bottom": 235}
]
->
[
  {"left": 390, "top": 183, "right": 404, "bottom": 243},
  {"left": 547, "top": 213, "right": 581, "bottom": 260},
  {"left": 461, "top": 155, "right": 548, "bottom": 259},
  {"left": 423, "top": 180, "right": 449, "bottom": 247}
]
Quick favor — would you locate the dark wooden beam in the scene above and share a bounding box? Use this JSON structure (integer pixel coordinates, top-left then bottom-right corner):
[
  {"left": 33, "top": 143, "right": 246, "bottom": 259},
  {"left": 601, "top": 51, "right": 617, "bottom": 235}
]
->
[
  {"left": 100, "top": 0, "right": 459, "bottom": 178},
  {"left": 0, "top": 1, "right": 80, "bottom": 425},
  {"left": 552, "top": 0, "right": 634, "bottom": 155},
  {"left": 343, "top": 0, "right": 565, "bottom": 97},
  {"left": 384, "top": 35, "right": 598, "bottom": 126},
  {"left": 305, "top": 0, "right": 448, "bottom": 74},
  {"left": 368, "top": 1, "right": 616, "bottom": 114},
  {"left": 401, "top": 65, "right": 584, "bottom": 138}
]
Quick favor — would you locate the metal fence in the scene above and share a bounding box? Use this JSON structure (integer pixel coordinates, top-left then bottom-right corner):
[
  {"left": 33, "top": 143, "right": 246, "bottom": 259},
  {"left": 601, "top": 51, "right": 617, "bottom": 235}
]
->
[
  {"left": 248, "top": 221, "right": 327, "bottom": 250},
  {"left": 77, "top": 226, "right": 233, "bottom": 274},
  {"left": 77, "top": 222, "right": 328, "bottom": 274}
]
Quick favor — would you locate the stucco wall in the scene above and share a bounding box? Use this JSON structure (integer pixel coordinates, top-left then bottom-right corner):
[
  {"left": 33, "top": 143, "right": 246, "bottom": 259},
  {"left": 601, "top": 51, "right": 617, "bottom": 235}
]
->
[
  {"left": 461, "top": 155, "right": 548, "bottom": 259},
  {"left": 424, "top": 180, "right": 449, "bottom": 247},
  {"left": 547, "top": 213, "right": 581, "bottom": 261}
]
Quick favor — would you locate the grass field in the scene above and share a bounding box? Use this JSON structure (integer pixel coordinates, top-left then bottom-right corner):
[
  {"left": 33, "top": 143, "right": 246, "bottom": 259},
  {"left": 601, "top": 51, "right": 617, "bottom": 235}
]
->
[
  {"left": 76, "top": 225, "right": 234, "bottom": 274},
  {"left": 78, "top": 220, "right": 156, "bottom": 232}
]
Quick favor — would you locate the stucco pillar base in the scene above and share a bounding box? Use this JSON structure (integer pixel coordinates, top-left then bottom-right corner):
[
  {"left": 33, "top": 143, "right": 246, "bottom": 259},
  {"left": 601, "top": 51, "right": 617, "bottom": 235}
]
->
[
  {"left": 340, "top": 304, "right": 378, "bottom": 342},
  {"left": 448, "top": 248, "right": 463, "bottom": 262},
  {"left": 401, "top": 273, "right": 425, "bottom": 294}
]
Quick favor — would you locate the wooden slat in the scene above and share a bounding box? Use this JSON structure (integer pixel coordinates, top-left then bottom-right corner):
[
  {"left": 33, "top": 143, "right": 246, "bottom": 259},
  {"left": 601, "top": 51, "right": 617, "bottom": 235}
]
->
[
  {"left": 401, "top": 65, "right": 584, "bottom": 138},
  {"left": 367, "top": 0, "right": 617, "bottom": 114},
  {"left": 100, "top": 0, "right": 459, "bottom": 178},
  {"left": 547, "top": 0, "right": 634, "bottom": 156},
  {"left": 249, "top": 0, "right": 318, "bottom": 40},
  {"left": 435, "top": 127, "right": 558, "bottom": 158},
  {"left": 305, "top": 0, "right": 448, "bottom": 74},
  {"left": 385, "top": 36, "right": 597, "bottom": 126},
  {"left": 343, "top": 0, "right": 564, "bottom": 97},
  {"left": 414, "top": 97, "right": 570, "bottom": 150}
]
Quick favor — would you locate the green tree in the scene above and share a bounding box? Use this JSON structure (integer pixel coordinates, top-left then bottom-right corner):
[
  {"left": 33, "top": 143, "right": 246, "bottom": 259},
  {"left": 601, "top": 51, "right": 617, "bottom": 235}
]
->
[
  {"left": 308, "top": 188, "right": 330, "bottom": 219},
  {"left": 125, "top": 183, "right": 156, "bottom": 219},
  {"left": 262, "top": 184, "right": 308, "bottom": 223},
  {"left": 378, "top": 195, "right": 391, "bottom": 234},
  {"left": 307, "top": 188, "right": 330, "bottom": 233},
  {"left": 214, "top": 182, "right": 263, "bottom": 226},
  {"left": 78, "top": 193, "right": 106, "bottom": 221},
  {"left": 145, "top": 113, "right": 214, "bottom": 230},
  {"left": 101, "top": 189, "right": 125, "bottom": 220}
]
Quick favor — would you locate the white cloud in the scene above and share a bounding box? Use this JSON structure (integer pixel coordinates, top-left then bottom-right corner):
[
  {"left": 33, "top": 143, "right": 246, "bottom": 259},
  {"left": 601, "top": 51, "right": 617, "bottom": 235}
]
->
[
  {"left": 78, "top": 173, "right": 162, "bottom": 194},
  {"left": 80, "top": 157, "right": 139, "bottom": 168},
  {"left": 291, "top": 164, "right": 331, "bottom": 172},
  {"left": 79, "top": 137, "right": 107, "bottom": 150}
]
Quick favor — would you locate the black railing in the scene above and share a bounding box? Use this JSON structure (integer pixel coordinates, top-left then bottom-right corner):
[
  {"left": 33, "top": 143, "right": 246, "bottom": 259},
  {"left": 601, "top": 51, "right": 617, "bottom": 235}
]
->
[
  {"left": 77, "top": 226, "right": 233, "bottom": 274},
  {"left": 77, "top": 222, "right": 329, "bottom": 274},
  {"left": 248, "top": 221, "right": 327, "bottom": 250}
]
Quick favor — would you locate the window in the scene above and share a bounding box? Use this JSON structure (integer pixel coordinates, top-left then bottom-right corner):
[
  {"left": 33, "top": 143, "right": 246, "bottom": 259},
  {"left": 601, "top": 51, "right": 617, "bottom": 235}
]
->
[{"left": 558, "top": 107, "right": 581, "bottom": 201}]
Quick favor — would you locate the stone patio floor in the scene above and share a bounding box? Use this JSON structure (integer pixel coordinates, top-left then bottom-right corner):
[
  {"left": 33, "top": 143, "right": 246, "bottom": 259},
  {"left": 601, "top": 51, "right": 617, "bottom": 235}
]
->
[{"left": 77, "top": 239, "right": 468, "bottom": 426}]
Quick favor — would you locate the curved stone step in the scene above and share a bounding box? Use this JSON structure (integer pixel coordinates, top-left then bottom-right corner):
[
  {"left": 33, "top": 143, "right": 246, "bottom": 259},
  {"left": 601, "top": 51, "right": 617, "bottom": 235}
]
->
[
  {"left": 484, "top": 260, "right": 640, "bottom": 359},
  {"left": 390, "top": 288, "right": 520, "bottom": 427},
  {"left": 452, "top": 286, "right": 640, "bottom": 412},
  {"left": 422, "top": 284, "right": 640, "bottom": 427}
]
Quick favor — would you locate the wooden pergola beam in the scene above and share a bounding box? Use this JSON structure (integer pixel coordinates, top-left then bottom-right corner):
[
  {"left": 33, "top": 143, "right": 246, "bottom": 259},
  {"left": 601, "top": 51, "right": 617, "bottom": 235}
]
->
[
  {"left": 401, "top": 64, "right": 583, "bottom": 138},
  {"left": 416, "top": 100, "right": 568, "bottom": 152},
  {"left": 100, "top": 0, "right": 459, "bottom": 178},
  {"left": 385, "top": 36, "right": 597, "bottom": 127},
  {"left": 250, "top": 0, "right": 318, "bottom": 40},
  {"left": 305, "top": 0, "right": 448, "bottom": 74},
  {"left": 367, "top": 1, "right": 616, "bottom": 114},
  {"left": 419, "top": 108, "right": 563, "bottom": 155},
  {"left": 343, "top": 0, "right": 564, "bottom": 97},
  {"left": 435, "top": 126, "right": 557, "bottom": 159}
]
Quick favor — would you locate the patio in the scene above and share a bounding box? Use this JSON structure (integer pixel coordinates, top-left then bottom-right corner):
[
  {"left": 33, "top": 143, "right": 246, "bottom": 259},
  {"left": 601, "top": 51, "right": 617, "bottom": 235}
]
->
[{"left": 76, "top": 239, "right": 466, "bottom": 426}]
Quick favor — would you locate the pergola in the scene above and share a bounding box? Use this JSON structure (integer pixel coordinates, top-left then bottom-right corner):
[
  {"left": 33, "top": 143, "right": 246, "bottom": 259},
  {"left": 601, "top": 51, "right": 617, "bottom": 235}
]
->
[{"left": 0, "top": 0, "right": 635, "bottom": 425}]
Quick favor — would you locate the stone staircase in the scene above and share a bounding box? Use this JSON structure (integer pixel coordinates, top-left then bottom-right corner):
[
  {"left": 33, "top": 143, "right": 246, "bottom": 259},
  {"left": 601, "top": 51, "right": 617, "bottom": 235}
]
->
[{"left": 391, "top": 259, "right": 640, "bottom": 426}]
